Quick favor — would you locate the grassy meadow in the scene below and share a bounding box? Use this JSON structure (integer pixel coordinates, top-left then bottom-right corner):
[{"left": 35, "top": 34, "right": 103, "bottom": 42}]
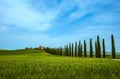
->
[{"left": 0, "top": 49, "right": 120, "bottom": 79}]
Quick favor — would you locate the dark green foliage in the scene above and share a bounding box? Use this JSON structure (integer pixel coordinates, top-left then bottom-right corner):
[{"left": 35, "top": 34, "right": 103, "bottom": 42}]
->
[
  {"left": 60, "top": 47, "right": 62, "bottom": 56},
  {"left": 95, "top": 41, "right": 98, "bottom": 58},
  {"left": 56, "top": 48, "right": 58, "bottom": 55},
  {"left": 84, "top": 40, "right": 87, "bottom": 57},
  {"left": 78, "top": 41, "right": 81, "bottom": 57},
  {"left": 69, "top": 43, "right": 71, "bottom": 56},
  {"left": 45, "top": 35, "right": 116, "bottom": 59},
  {"left": 58, "top": 48, "right": 60, "bottom": 55},
  {"left": 80, "top": 44, "right": 83, "bottom": 57},
  {"left": 97, "top": 35, "right": 101, "bottom": 58},
  {"left": 75, "top": 42, "right": 77, "bottom": 57},
  {"left": 66, "top": 45, "right": 69, "bottom": 56},
  {"left": 55, "top": 49, "right": 57, "bottom": 55},
  {"left": 102, "top": 39, "right": 106, "bottom": 58},
  {"left": 64, "top": 45, "right": 67, "bottom": 56},
  {"left": 72, "top": 43, "right": 74, "bottom": 57},
  {"left": 65, "top": 45, "right": 67, "bottom": 56},
  {"left": 90, "top": 38, "right": 93, "bottom": 57},
  {"left": 111, "top": 34, "right": 116, "bottom": 58}
]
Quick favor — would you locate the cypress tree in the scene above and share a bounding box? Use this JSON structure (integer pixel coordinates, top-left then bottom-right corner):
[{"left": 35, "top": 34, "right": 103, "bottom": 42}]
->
[
  {"left": 66, "top": 45, "right": 69, "bottom": 56},
  {"left": 111, "top": 34, "right": 116, "bottom": 58},
  {"left": 61, "top": 47, "right": 63, "bottom": 56},
  {"left": 80, "top": 44, "right": 83, "bottom": 57},
  {"left": 84, "top": 40, "right": 87, "bottom": 57},
  {"left": 55, "top": 48, "right": 57, "bottom": 55},
  {"left": 102, "top": 39, "right": 106, "bottom": 58},
  {"left": 57, "top": 48, "right": 58, "bottom": 55},
  {"left": 64, "top": 45, "right": 67, "bottom": 56},
  {"left": 51, "top": 48, "right": 53, "bottom": 54},
  {"left": 95, "top": 41, "right": 98, "bottom": 58},
  {"left": 53, "top": 48, "right": 56, "bottom": 55},
  {"left": 72, "top": 43, "right": 74, "bottom": 57},
  {"left": 58, "top": 48, "right": 60, "bottom": 55},
  {"left": 75, "top": 42, "right": 77, "bottom": 57},
  {"left": 90, "top": 38, "right": 93, "bottom": 57},
  {"left": 69, "top": 43, "right": 71, "bottom": 56},
  {"left": 97, "top": 35, "right": 101, "bottom": 58},
  {"left": 60, "top": 47, "right": 62, "bottom": 56},
  {"left": 57, "top": 48, "right": 59, "bottom": 55},
  {"left": 78, "top": 41, "right": 81, "bottom": 57},
  {"left": 53, "top": 48, "right": 55, "bottom": 55}
]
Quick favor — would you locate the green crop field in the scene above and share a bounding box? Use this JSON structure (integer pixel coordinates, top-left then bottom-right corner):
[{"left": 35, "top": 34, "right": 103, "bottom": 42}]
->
[{"left": 0, "top": 50, "right": 120, "bottom": 79}]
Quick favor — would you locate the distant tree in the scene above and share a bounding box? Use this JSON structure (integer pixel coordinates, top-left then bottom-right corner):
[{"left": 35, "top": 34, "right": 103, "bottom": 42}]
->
[
  {"left": 102, "top": 39, "right": 106, "bottom": 58},
  {"left": 53, "top": 49, "right": 55, "bottom": 54},
  {"left": 80, "top": 44, "right": 83, "bottom": 57},
  {"left": 64, "top": 45, "right": 67, "bottom": 56},
  {"left": 72, "top": 43, "right": 74, "bottom": 57},
  {"left": 25, "top": 47, "right": 28, "bottom": 49},
  {"left": 84, "top": 40, "right": 87, "bottom": 57},
  {"left": 66, "top": 45, "right": 69, "bottom": 56},
  {"left": 58, "top": 48, "right": 60, "bottom": 55},
  {"left": 111, "top": 34, "right": 116, "bottom": 58},
  {"left": 57, "top": 48, "right": 59, "bottom": 55},
  {"left": 50, "top": 48, "right": 53, "bottom": 54},
  {"left": 97, "top": 35, "right": 101, "bottom": 58},
  {"left": 55, "top": 48, "right": 57, "bottom": 55},
  {"left": 78, "top": 41, "right": 81, "bottom": 57},
  {"left": 95, "top": 41, "right": 98, "bottom": 58},
  {"left": 60, "top": 47, "right": 62, "bottom": 56},
  {"left": 90, "top": 38, "right": 93, "bottom": 57},
  {"left": 56, "top": 48, "right": 58, "bottom": 55},
  {"left": 75, "top": 42, "right": 77, "bottom": 57},
  {"left": 69, "top": 43, "right": 71, "bottom": 56}
]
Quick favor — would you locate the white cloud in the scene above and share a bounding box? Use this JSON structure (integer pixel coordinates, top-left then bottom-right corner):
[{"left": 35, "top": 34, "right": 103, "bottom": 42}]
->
[
  {"left": 0, "top": 0, "right": 57, "bottom": 31},
  {"left": 68, "top": 0, "right": 120, "bottom": 20}
]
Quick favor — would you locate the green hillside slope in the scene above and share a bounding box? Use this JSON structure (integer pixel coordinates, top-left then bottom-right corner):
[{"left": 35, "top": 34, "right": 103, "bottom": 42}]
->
[{"left": 0, "top": 50, "right": 120, "bottom": 79}]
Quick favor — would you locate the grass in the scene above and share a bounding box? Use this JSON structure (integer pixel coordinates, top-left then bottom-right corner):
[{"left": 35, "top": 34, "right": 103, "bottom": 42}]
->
[{"left": 0, "top": 50, "right": 120, "bottom": 79}]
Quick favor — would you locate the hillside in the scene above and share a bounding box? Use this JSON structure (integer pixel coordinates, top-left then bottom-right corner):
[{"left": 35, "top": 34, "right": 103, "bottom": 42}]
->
[{"left": 0, "top": 49, "right": 120, "bottom": 79}]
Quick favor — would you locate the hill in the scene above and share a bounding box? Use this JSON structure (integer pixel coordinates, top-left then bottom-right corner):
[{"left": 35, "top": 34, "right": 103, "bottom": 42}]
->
[{"left": 0, "top": 49, "right": 120, "bottom": 79}]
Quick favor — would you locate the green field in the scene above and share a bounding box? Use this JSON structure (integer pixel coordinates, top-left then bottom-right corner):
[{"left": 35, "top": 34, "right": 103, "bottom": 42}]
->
[{"left": 0, "top": 50, "right": 120, "bottom": 79}]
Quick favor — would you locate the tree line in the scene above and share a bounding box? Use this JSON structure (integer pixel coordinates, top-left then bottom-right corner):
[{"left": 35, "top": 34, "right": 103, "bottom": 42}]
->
[{"left": 45, "top": 34, "right": 116, "bottom": 58}]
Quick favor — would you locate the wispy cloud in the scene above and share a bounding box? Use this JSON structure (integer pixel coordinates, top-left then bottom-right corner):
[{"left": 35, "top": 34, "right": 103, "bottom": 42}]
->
[{"left": 0, "top": 0, "right": 57, "bottom": 31}]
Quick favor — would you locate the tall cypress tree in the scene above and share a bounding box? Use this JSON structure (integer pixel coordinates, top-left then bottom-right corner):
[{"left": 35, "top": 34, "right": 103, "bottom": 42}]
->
[
  {"left": 72, "top": 43, "right": 74, "bottom": 57},
  {"left": 64, "top": 45, "right": 67, "bottom": 56},
  {"left": 90, "top": 38, "right": 93, "bottom": 57},
  {"left": 84, "top": 40, "right": 87, "bottom": 57},
  {"left": 66, "top": 45, "right": 69, "bottom": 56},
  {"left": 60, "top": 47, "right": 62, "bottom": 56},
  {"left": 102, "top": 39, "right": 106, "bottom": 58},
  {"left": 57, "top": 48, "right": 59, "bottom": 55},
  {"left": 69, "top": 43, "right": 71, "bottom": 56},
  {"left": 97, "top": 35, "right": 101, "bottom": 58},
  {"left": 95, "top": 41, "right": 98, "bottom": 58},
  {"left": 75, "top": 42, "right": 77, "bottom": 57},
  {"left": 80, "top": 44, "right": 83, "bottom": 57},
  {"left": 78, "top": 41, "right": 81, "bottom": 57},
  {"left": 111, "top": 34, "right": 116, "bottom": 58},
  {"left": 55, "top": 48, "right": 57, "bottom": 55}
]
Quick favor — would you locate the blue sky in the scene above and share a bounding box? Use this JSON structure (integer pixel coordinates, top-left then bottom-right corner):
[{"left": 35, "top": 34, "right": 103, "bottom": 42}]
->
[{"left": 0, "top": 0, "right": 120, "bottom": 52}]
